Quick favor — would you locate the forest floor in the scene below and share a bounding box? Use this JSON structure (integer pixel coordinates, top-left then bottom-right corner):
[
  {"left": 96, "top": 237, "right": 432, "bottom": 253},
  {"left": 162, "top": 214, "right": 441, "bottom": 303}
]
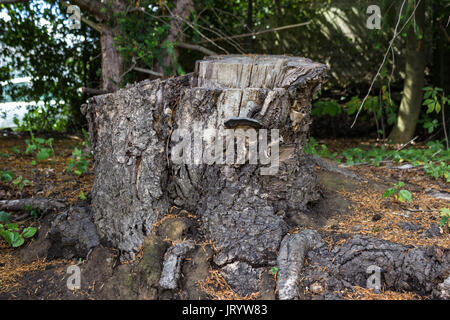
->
[{"left": 0, "top": 132, "right": 448, "bottom": 300}]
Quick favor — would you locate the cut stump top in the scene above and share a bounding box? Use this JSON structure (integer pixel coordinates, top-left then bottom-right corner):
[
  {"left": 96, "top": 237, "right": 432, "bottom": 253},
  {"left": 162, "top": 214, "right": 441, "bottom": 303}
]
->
[{"left": 194, "top": 54, "right": 327, "bottom": 90}]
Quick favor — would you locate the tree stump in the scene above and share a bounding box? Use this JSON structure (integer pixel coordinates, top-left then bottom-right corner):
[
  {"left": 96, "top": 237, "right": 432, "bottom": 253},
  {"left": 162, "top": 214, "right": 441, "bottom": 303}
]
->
[{"left": 82, "top": 55, "right": 327, "bottom": 265}]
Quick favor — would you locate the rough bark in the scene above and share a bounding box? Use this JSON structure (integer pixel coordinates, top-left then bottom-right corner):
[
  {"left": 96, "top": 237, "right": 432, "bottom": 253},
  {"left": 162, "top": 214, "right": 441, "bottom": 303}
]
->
[
  {"left": 82, "top": 55, "right": 327, "bottom": 264},
  {"left": 82, "top": 76, "right": 190, "bottom": 258},
  {"left": 99, "top": 26, "right": 122, "bottom": 91},
  {"left": 298, "top": 233, "right": 450, "bottom": 300},
  {"left": 388, "top": 0, "right": 426, "bottom": 144},
  {"left": 0, "top": 197, "right": 67, "bottom": 214}
]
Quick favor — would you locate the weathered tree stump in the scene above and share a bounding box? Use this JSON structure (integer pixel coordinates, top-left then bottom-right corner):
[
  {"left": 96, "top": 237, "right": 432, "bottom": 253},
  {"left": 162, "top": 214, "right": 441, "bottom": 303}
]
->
[{"left": 82, "top": 55, "right": 327, "bottom": 268}]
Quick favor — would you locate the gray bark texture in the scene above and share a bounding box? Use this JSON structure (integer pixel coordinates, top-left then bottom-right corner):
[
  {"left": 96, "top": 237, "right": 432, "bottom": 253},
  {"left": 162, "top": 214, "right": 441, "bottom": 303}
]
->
[
  {"left": 82, "top": 55, "right": 327, "bottom": 263},
  {"left": 299, "top": 233, "right": 450, "bottom": 300}
]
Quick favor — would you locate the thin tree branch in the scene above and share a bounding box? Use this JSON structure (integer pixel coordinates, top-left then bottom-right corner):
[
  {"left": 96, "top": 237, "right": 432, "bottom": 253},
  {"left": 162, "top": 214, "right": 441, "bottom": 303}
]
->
[
  {"left": 198, "top": 21, "right": 312, "bottom": 44},
  {"left": 163, "top": 3, "right": 229, "bottom": 55},
  {"left": 177, "top": 42, "right": 217, "bottom": 56},
  {"left": 351, "top": 0, "right": 422, "bottom": 128},
  {"left": 133, "top": 67, "right": 163, "bottom": 77}
]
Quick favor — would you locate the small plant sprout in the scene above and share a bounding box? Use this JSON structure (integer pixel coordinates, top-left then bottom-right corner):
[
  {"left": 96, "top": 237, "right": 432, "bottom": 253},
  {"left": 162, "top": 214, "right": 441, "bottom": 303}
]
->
[
  {"left": 0, "top": 223, "right": 37, "bottom": 248},
  {"left": 12, "top": 175, "right": 31, "bottom": 190},
  {"left": 78, "top": 191, "right": 86, "bottom": 200},
  {"left": 440, "top": 208, "right": 450, "bottom": 229},
  {"left": 67, "top": 147, "right": 89, "bottom": 176},
  {"left": 25, "top": 132, "right": 55, "bottom": 161},
  {"left": 383, "top": 181, "right": 413, "bottom": 203},
  {"left": 0, "top": 211, "right": 11, "bottom": 224},
  {"left": 270, "top": 266, "right": 279, "bottom": 278}
]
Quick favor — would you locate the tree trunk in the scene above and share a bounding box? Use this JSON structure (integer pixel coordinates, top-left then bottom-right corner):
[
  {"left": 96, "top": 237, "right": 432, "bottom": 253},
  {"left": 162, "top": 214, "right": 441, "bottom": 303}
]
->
[
  {"left": 82, "top": 55, "right": 327, "bottom": 262},
  {"left": 100, "top": 27, "right": 123, "bottom": 92},
  {"left": 388, "top": 0, "right": 426, "bottom": 144},
  {"left": 68, "top": 0, "right": 124, "bottom": 91}
]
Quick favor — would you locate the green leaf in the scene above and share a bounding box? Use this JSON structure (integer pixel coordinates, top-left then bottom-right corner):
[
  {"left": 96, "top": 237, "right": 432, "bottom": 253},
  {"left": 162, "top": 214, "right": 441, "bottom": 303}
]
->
[
  {"left": 11, "top": 233, "right": 24, "bottom": 247},
  {"left": 270, "top": 266, "right": 278, "bottom": 276},
  {"left": 383, "top": 188, "right": 397, "bottom": 198},
  {"left": 435, "top": 102, "right": 441, "bottom": 113},
  {"left": 12, "top": 176, "right": 22, "bottom": 186},
  {"left": 1, "top": 230, "right": 24, "bottom": 247},
  {"left": 422, "top": 99, "right": 434, "bottom": 106},
  {"left": 36, "top": 149, "right": 51, "bottom": 160},
  {"left": 6, "top": 223, "right": 19, "bottom": 231},
  {"left": 11, "top": 146, "right": 20, "bottom": 154},
  {"left": 0, "top": 211, "right": 11, "bottom": 224},
  {"left": 21, "top": 227, "right": 37, "bottom": 238},
  {"left": 1, "top": 170, "right": 14, "bottom": 182},
  {"left": 440, "top": 208, "right": 450, "bottom": 216},
  {"left": 78, "top": 191, "right": 86, "bottom": 200},
  {"left": 398, "top": 190, "right": 413, "bottom": 203}
]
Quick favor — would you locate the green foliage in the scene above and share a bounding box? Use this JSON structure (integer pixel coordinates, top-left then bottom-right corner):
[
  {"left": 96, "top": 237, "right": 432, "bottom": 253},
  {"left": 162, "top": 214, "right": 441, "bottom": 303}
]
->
[
  {"left": 0, "top": 1, "right": 101, "bottom": 131},
  {"left": 440, "top": 208, "right": 450, "bottom": 228},
  {"left": 11, "top": 146, "right": 20, "bottom": 155},
  {"left": 78, "top": 191, "right": 86, "bottom": 200},
  {"left": 312, "top": 88, "right": 398, "bottom": 139},
  {"left": 0, "top": 223, "right": 36, "bottom": 248},
  {"left": 0, "top": 211, "right": 11, "bottom": 224},
  {"left": 383, "top": 181, "right": 413, "bottom": 203},
  {"left": 270, "top": 266, "right": 278, "bottom": 277},
  {"left": 115, "top": 1, "right": 173, "bottom": 80},
  {"left": 12, "top": 175, "right": 31, "bottom": 190},
  {"left": 304, "top": 137, "right": 337, "bottom": 159},
  {"left": 1, "top": 170, "right": 14, "bottom": 182},
  {"left": 421, "top": 87, "right": 448, "bottom": 144},
  {"left": 305, "top": 139, "right": 449, "bottom": 182},
  {"left": 422, "top": 87, "right": 446, "bottom": 114},
  {"left": 66, "top": 147, "right": 89, "bottom": 176},
  {"left": 24, "top": 205, "right": 40, "bottom": 220},
  {"left": 25, "top": 133, "right": 54, "bottom": 161},
  {"left": 311, "top": 100, "right": 341, "bottom": 117},
  {"left": 1, "top": 169, "right": 31, "bottom": 190}
]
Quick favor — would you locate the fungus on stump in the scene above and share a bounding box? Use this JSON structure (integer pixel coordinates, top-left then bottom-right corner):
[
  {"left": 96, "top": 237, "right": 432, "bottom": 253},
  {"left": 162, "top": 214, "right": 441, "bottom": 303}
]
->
[{"left": 82, "top": 55, "right": 327, "bottom": 261}]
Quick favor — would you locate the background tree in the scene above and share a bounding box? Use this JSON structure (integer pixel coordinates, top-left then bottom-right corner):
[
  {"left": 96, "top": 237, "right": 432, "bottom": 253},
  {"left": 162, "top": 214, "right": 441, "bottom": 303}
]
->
[{"left": 388, "top": 0, "right": 426, "bottom": 144}]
